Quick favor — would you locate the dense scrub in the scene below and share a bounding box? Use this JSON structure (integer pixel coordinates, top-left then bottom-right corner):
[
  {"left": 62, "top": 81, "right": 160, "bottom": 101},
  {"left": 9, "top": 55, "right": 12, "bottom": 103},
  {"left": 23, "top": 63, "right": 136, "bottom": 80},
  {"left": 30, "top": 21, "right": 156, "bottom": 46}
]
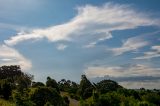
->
[{"left": 0, "top": 65, "right": 160, "bottom": 106}]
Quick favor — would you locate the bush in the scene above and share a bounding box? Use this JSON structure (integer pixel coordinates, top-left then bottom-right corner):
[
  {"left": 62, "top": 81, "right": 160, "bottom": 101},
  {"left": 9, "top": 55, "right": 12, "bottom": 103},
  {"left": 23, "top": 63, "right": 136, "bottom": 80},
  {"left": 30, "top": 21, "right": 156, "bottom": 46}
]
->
[
  {"left": 13, "top": 91, "right": 35, "bottom": 106},
  {"left": 32, "top": 82, "right": 45, "bottom": 87},
  {"left": 96, "top": 80, "right": 122, "bottom": 94},
  {"left": 142, "top": 93, "right": 160, "bottom": 105},
  {"left": 137, "top": 101, "right": 155, "bottom": 106},
  {"left": 69, "top": 93, "right": 80, "bottom": 100},
  {"left": 30, "top": 87, "right": 64, "bottom": 106},
  {"left": 1, "top": 81, "right": 12, "bottom": 100},
  {"left": 63, "top": 96, "right": 70, "bottom": 106}
]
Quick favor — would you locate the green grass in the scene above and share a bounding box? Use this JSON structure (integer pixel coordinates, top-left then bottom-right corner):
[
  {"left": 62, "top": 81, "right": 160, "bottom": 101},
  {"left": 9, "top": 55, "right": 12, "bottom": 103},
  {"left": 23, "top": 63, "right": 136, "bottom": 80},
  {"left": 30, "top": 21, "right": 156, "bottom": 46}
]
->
[{"left": 0, "top": 99, "right": 15, "bottom": 106}]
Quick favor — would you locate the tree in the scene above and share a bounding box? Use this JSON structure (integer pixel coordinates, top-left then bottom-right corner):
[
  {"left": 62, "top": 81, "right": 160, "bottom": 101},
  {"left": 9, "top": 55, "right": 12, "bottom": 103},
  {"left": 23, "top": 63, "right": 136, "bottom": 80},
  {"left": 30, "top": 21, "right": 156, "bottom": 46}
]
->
[
  {"left": 97, "top": 92, "right": 121, "bottom": 106},
  {"left": 95, "top": 79, "right": 122, "bottom": 94},
  {"left": 16, "top": 73, "right": 33, "bottom": 93},
  {"left": 58, "top": 79, "right": 66, "bottom": 91},
  {"left": 142, "top": 93, "right": 160, "bottom": 105},
  {"left": 63, "top": 96, "right": 70, "bottom": 106},
  {"left": 78, "top": 75, "right": 93, "bottom": 99},
  {"left": 32, "top": 82, "right": 45, "bottom": 87},
  {"left": 0, "top": 65, "right": 22, "bottom": 80},
  {"left": 58, "top": 79, "right": 71, "bottom": 91},
  {"left": 69, "top": 81, "right": 79, "bottom": 94},
  {"left": 46, "top": 76, "right": 59, "bottom": 93},
  {"left": 1, "top": 80, "right": 12, "bottom": 100},
  {"left": 0, "top": 65, "right": 33, "bottom": 91},
  {"left": 30, "top": 87, "right": 64, "bottom": 106}
]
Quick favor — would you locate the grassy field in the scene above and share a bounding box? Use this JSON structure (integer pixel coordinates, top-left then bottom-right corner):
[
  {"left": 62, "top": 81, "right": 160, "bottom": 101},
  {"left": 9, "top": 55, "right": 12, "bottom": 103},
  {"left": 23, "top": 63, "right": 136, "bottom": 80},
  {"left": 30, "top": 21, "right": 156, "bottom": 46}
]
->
[{"left": 0, "top": 99, "right": 15, "bottom": 106}]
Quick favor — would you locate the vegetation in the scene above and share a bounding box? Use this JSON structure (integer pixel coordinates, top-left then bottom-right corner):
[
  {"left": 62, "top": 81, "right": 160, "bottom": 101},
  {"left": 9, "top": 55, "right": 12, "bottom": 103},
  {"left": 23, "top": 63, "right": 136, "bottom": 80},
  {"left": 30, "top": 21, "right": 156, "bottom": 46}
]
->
[
  {"left": 0, "top": 99, "right": 15, "bottom": 106},
  {"left": 0, "top": 65, "right": 160, "bottom": 106}
]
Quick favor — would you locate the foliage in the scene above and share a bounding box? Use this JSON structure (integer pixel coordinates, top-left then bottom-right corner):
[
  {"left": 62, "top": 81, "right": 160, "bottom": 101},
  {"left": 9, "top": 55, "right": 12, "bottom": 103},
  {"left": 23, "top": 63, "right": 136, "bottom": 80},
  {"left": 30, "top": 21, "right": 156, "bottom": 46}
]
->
[
  {"left": 95, "top": 79, "right": 122, "bottom": 94},
  {"left": 69, "top": 93, "right": 80, "bottom": 100},
  {"left": 58, "top": 79, "right": 79, "bottom": 94},
  {"left": 137, "top": 101, "right": 155, "bottom": 106},
  {"left": 46, "top": 76, "right": 60, "bottom": 93},
  {"left": 0, "top": 65, "right": 22, "bottom": 80},
  {"left": 78, "top": 75, "right": 93, "bottom": 99},
  {"left": 16, "top": 74, "right": 33, "bottom": 93},
  {"left": 32, "top": 82, "right": 45, "bottom": 87},
  {"left": 30, "top": 87, "right": 64, "bottom": 106},
  {"left": 63, "top": 96, "right": 70, "bottom": 106},
  {"left": 0, "top": 65, "right": 33, "bottom": 95},
  {"left": 0, "top": 65, "right": 160, "bottom": 106},
  {"left": 0, "top": 80, "right": 12, "bottom": 100},
  {"left": 0, "top": 99, "right": 15, "bottom": 106},
  {"left": 142, "top": 93, "right": 160, "bottom": 105},
  {"left": 12, "top": 89, "right": 35, "bottom": 106}
]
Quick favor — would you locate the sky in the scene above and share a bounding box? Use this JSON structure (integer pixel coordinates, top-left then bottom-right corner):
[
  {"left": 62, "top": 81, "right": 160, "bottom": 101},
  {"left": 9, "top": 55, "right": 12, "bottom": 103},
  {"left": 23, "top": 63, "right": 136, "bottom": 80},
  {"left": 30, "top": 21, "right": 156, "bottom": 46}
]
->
[{"left": 0, "top": 0, "right": 160, "bottom": 89}]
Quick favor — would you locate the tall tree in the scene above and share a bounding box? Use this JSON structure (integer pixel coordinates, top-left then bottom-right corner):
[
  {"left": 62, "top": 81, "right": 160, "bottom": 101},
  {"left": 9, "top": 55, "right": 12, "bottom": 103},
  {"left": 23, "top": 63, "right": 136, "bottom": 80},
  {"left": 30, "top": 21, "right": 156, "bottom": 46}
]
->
[
  {"left": 1, "top": 80, "right": 12, "bottom": 100},
  {"left": 96, "top": 79, "right": 122, "bottom": 94},
  {"left": 78, "top": 75, "right": 93, "bottom": 99},
  {"left": 30, "top": 87, "right": 64, "bottom": 106},
  {"left": 0, "top": 65, "right": 22, "bottom": 80},
  {"left": 46, "top": 76, "right": 59, "bottom": 93}
]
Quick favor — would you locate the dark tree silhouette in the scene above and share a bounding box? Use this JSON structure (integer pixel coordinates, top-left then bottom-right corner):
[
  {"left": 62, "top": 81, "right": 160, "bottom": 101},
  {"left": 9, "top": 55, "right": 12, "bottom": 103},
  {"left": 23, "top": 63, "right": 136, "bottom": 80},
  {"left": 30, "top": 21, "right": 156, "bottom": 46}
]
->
[
  {"left": 32, "top": 82, "right": 45, "bottom": 87},
  {"left": 96, "top": 79, "right": 122, "bottom": 94},
  {"left": 46, "top": 76, "right": 59, "bottom": 93},
  {"left": 1, "top": 81, "right": 12, "bottom": 100},
  {"left": 0, "top": 65, "right": 22, "bottom": 80},
  {"left": 30, "top": 87, "right": 64, "bottom": 106},
  {"left": 78, "top": 75, "right": 93, "bottom": 99}
]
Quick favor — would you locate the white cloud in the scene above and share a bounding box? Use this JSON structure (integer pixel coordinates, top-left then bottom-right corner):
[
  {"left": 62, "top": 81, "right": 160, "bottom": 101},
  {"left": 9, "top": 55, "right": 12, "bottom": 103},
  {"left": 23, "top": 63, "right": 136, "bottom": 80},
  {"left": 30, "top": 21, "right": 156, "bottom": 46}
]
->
[
  {"left": 84, "top": 42, "right": 97, "bottom": 48},
  {"left": 4, "top": 3, "right": 159, "bottom": 46},
  {"left": 108, "top": 37, "right": 149, "bottom": 55},
  {"left": 0, "top": 45, "right": 32, "bottom": 71},
  {"left": 134, "top": 45, "right": 160, "bottom": 59},
  {"left": 85, "top": 66, "right": 123, "bottom": 78},
  {"left": 120, "top": 81, "right": 160, "bottom": 89},
  {"left": 85, "top": 64, "right": 160, "bottom": 78},
  {"left": 84, "top": 32, "right": 112, "bottom": 48},
  {"left": 56, "top": 44, "right": 68, "bottom": 50},
  {"left": 0, "top": 58, "right": 13, "bottom": 61}
]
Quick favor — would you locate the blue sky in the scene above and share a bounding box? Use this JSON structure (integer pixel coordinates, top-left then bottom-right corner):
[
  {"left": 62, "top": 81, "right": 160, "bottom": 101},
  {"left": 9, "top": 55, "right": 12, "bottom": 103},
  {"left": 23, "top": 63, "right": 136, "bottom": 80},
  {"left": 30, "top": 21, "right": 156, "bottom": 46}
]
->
[{"left": 0, "top": 0, "right": 160, "bottom": 89}]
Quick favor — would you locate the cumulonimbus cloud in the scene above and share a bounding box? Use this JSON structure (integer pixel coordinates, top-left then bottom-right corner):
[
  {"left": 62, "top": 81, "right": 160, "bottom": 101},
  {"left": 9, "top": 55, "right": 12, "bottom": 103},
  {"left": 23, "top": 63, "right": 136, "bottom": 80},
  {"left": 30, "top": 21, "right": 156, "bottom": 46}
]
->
[
  {"left": 4, "top": 3, "right": 160, "bottom": 46},
  {"left": 0, "top": 45, "right": 32, "bottom": 71}
]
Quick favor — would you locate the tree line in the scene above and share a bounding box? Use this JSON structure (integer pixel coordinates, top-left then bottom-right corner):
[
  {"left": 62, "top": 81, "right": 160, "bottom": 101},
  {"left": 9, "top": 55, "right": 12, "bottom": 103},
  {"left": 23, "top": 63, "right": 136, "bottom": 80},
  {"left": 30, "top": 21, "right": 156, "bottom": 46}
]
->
[{"left": 0, "top": 65, "right": 160, "bottom": 106}]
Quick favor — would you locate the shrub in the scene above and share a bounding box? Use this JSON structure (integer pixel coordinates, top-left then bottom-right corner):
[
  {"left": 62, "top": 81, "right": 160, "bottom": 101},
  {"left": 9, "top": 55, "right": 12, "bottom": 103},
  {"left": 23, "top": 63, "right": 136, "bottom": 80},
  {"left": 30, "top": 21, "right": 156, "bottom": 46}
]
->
[{"left": 30, "top": 87, "right": 64, "bottom": 106}]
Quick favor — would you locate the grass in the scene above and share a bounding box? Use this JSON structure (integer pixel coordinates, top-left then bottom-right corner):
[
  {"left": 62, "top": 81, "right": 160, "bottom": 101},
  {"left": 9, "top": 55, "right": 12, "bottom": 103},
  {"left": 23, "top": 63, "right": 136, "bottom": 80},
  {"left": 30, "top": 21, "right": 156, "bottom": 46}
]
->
[{"left": 0, "top": 99, "right": 15, "bottom": 106}]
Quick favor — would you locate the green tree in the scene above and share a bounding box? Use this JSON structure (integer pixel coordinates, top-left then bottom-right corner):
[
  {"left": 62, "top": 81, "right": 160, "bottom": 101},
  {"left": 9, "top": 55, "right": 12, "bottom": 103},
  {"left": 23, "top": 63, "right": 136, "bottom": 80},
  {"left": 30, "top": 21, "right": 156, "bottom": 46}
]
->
[
  {"left": 96, "top": 79, "right": 122, "bottom": 94},
  {"left": 13, "top": 91, "right": 35, "bottom": 106},
  {"left": 30, "top": 87, "right": 64, "bottom": 106},
  {"left": 0, "top": 65, "right": 22, "bottom": 80},
  {"left": 58, "top": 79, "right": 66, "bottom": 91},
  {"left": 78, "top": 75, "right": 93, "bottom": 99},
  {"left": 63, "top": 96, "right": 70, "bottom": 106},
  {"left": 32, "top": 82, "right": 45, "bottom": 87},
  {"left": 16, "top": 74, "right": 33, "bottom": 93},
  {"left": 95, "top": 92, "right": 121, "bottom": 106},
  {"left": 0, "top": 65, "right": 33, "bottom": 92},
  {"left": 46, "top": 77, "right": 59, "bottom": 93},
  {"left": 1, "top": 80, "right": 12, "bottom": 100},
  {"left": 142, "top": 93, "right": 160, "bottom": 105},
  {"left": 69, "top": 81, "right": 79, "bottom": 94}
]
